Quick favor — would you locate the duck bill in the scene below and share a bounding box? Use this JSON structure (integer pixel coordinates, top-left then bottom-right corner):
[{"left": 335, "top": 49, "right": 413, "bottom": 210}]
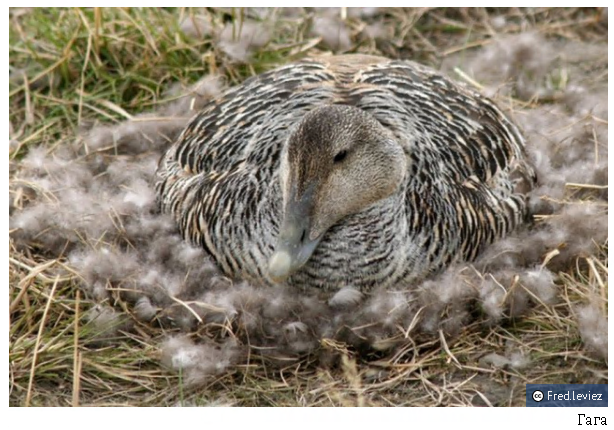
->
[{"left": 268, "top": 186, "right": 321, "bottom": 283}]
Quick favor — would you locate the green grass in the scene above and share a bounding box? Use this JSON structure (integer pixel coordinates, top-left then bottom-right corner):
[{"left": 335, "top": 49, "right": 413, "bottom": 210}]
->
[{"left": 9, "top": 7, "right": 607, "bottom": 406}]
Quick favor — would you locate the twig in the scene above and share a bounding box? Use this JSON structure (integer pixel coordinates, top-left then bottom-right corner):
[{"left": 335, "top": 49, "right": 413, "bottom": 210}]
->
[
  {"left": 9, "top": 259, "right": 64, "bottom": 314},
  {"left": 439, "top": 330, "right": 461, "bottom": 367},
  {"left": 25, "top": 275, "right": 60, "bottom": 407},
  {"left": 72, "top": 289, "right": 82, "bottom": 407},
  {"left": 565, "top": 183, "right": 607, "bottom": 190},
  {"left": 453, "top": 67, "right": 484, "bottom": 90},
  {"left": 585, "top": 257, "right": 607, "bottom": 316}
]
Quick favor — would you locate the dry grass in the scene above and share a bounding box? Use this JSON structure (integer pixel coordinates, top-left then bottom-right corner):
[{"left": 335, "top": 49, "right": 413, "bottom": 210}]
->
[{"left": 9, "top": 7, "right": 607, "bottom": 406}]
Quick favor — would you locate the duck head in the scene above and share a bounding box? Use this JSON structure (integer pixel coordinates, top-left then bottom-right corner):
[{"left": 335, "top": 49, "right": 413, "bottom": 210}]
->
[{"left": 268, "top": 105, "right": 407, "bottom": 283}]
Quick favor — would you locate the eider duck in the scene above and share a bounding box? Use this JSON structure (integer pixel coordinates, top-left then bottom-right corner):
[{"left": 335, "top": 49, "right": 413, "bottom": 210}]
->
[{"left": 156, "top": 55, "right": 536, "bottom": 291}]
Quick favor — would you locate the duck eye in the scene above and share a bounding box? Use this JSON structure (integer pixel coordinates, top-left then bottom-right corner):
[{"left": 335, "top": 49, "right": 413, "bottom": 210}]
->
[{"left": 333, "top": 150, "right": 347, "bottom": 164}]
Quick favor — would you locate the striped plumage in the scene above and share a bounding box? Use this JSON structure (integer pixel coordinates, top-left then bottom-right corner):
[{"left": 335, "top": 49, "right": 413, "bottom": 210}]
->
[{"left": 155, "top": 55, "right": 536, "bottom": 291}]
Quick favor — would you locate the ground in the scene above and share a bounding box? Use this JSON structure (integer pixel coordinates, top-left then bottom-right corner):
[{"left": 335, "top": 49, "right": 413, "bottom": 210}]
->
[{"left": 9, "top": 7, "right": 608, "bottom": 406}]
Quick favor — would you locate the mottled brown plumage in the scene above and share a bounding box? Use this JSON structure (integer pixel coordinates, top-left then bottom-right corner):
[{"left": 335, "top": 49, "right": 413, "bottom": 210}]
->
[{"left": 155, "top": 54, "right": 536, "bottom": 291}]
